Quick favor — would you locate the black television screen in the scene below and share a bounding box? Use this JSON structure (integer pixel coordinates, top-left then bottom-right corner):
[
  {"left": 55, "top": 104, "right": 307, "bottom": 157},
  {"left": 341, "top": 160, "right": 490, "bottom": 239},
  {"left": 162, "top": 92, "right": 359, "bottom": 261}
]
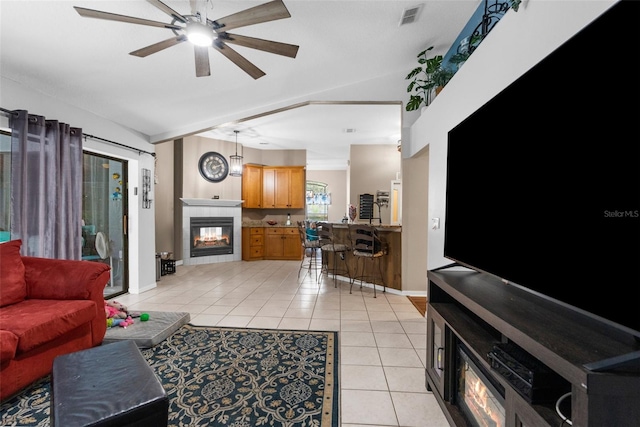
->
[{"left": 444, "top": 1, "right": 640, "bottom": 337}]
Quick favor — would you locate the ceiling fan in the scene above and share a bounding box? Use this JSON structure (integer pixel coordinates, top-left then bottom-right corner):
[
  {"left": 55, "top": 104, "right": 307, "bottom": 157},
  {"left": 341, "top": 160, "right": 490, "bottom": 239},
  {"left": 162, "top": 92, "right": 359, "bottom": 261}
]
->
[{"left": 73, "top": 0, "right": 299, "bottom": 79}]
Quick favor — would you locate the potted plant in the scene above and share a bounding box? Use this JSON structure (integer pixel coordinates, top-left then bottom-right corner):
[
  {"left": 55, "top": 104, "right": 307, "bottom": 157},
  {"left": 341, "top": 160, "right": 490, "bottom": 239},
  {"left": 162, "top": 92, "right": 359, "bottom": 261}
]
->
[
  {"left": 405, "top": 46, "right": 443, "bottom": 111},
  {"left": 432, "top": 66, "right": 456, "bottom": 95}
]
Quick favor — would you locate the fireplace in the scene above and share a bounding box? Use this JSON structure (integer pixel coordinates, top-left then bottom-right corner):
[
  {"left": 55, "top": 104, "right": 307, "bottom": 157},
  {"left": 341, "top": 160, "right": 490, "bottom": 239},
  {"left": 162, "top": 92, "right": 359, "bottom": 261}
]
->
[
  {"left": 456, "top": 344, "right": 506, "bottom": 427},
  {"left": 181, "top": 199, "right": 242, "bottom": 265},
  {"left": 190, "top": 217, "right": 233, "bottom": 257}
]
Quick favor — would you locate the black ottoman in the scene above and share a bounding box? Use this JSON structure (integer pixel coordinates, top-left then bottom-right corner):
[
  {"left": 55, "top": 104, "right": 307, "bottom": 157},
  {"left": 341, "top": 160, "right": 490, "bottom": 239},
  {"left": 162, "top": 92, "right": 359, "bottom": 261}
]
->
[{"left": 51, "top": 340, "right": 168, "bottom": 427}]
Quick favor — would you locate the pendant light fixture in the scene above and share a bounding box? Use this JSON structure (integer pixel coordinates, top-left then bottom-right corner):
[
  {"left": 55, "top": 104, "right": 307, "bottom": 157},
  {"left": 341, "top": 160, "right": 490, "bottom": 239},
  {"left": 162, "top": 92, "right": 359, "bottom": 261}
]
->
[{"left": 229, "top": 130, "right": 243, "bottom": 177}]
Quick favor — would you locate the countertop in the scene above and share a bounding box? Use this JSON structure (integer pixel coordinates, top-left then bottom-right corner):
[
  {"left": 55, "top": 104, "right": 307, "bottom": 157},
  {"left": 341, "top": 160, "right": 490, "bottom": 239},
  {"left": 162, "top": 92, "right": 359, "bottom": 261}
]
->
[{"left": 242, "top": 222, "right": 401, "bottom": 230}]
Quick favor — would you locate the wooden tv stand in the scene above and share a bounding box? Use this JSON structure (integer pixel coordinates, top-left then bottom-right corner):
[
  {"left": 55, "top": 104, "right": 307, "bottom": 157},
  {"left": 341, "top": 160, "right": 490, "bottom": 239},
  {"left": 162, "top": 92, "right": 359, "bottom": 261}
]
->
[{"left": 426, "top": 269, "right": 640, "bottom": 427}]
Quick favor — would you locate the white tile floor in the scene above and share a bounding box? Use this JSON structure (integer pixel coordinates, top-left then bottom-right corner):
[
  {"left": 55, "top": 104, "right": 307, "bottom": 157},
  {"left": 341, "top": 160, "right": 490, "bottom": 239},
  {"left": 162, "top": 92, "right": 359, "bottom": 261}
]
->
[{"left": 115, "top": 258, "right": 450, "bottom": 427}]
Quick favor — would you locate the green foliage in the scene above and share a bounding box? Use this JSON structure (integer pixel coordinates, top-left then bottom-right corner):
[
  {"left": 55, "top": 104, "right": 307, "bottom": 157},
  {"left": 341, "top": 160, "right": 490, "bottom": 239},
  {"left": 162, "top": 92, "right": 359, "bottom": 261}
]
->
[
  {"left": 432, "top": 67, "right": 456, "bottom": 88},
  {"left": 405, "top": 46, "right": 445, "bottom": 111}
]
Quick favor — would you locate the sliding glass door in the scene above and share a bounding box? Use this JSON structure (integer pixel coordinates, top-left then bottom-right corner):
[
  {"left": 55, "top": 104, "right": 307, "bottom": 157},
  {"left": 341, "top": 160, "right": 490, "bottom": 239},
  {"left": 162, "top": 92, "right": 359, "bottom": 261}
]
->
[{"left": 82, "top": 152, "right": 128, "bottom": 298}]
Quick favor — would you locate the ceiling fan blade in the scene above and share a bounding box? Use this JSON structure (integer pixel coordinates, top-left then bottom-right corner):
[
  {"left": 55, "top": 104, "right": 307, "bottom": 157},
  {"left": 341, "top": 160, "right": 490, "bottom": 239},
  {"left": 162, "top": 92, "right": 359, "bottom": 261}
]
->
[
  {"left": 194, "top": 46, "right": 211, "bottom": 77},
  {"left": 223, "top": 33, "right": 298, "bottom": 58},
  {"left": 74, "top": 6, "right": 182, "bottom": 30},
  {"left": 212, "top": 0, "right": 291, "bottom": 32},
  {"left": 130, "top": 35, "right": 187, "bottom": 57},
  {"left": 213, "top": 42, "right": 265, "bottom": 80},
  {"left": 146, "top": 0, "right": 188, "bottom": 24}
]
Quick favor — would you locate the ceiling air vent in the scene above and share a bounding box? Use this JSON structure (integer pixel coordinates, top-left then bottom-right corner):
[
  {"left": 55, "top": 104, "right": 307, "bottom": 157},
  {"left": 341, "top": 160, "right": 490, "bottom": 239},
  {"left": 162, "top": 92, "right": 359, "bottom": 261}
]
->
[{"left": 399, "top": 4, "right": 423, "bottom": 26}]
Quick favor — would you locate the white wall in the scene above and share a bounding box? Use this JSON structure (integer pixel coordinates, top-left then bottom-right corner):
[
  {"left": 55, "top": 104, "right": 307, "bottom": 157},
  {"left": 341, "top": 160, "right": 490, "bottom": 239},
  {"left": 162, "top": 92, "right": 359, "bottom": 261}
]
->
[
  {"left": 349, "top": 144, "right": 401, "bottom": 224},
  {"left": 2, "top": 77, "right": 158, "bottom": 294},
  {"left": 401, "top": 149, "right": 429, "bottom": 293},
  {"left": 405, "top": 0, "right": 616, "bottom": 272},
  {"left": 181, "top": 136, "right": 243, "bottom": 200}
]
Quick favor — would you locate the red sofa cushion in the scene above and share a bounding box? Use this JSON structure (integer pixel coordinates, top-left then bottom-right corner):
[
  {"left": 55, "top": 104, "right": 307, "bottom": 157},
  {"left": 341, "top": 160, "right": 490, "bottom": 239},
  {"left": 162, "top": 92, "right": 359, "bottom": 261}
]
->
[
  {"left": 0, "top": 330, "right": 19, "bottom": 362},
  {"left": 0, "top": 299, "right": 96, "bottom": 355},
  {"left": 0, "top": 239, "right": 27, "bottom": 307}
]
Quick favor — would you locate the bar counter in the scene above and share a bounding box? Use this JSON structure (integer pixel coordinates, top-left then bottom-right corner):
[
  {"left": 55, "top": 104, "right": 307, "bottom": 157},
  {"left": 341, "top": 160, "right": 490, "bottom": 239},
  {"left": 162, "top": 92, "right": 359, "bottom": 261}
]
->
[{"left": 328, "top": 223, "right": 401, "bottom": 291}]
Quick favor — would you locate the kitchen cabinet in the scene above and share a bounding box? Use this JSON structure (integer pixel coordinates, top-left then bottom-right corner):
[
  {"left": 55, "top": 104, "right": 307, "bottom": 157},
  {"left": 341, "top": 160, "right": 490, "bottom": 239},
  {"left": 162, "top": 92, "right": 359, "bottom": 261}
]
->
[
  {"left": 264, "top": 227, "right": 301, "bottom": 260},
  {"left": 242, "top": 227, "right": 264, "bottom": 260},
  {"left": 242, "top": 164, "right": 263, "bottom": 208},
  {"left": 262, "top": 166, "right": 305, "bottom": 209}
]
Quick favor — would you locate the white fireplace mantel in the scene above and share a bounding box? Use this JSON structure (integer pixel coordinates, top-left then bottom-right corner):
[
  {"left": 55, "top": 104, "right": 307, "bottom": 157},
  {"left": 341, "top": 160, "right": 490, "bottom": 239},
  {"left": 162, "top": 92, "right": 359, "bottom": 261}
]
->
[{"left": 180, "top": 198, "right": 244, "bottom": 207}]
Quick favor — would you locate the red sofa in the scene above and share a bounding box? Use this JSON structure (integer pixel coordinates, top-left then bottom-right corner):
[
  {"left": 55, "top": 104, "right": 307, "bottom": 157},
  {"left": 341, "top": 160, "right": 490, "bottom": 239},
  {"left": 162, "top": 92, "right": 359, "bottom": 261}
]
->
[{"left": 0, "top": 240, "right": 110, "bottom": 401}]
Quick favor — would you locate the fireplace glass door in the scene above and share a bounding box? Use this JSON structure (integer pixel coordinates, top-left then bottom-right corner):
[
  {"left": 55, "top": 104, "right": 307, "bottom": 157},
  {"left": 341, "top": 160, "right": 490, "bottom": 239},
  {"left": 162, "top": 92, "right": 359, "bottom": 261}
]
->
[
  {"left": 190, "top": 217, "right": 233, "bottom": 257},
  {"left": 457, "top": 345, "right": 505, "bottom": 427}
]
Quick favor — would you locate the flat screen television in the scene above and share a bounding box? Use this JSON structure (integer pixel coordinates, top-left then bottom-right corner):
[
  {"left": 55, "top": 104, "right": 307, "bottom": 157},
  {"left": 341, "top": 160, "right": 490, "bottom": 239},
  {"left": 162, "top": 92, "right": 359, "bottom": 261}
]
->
[{"left": 444, "top": 1, "right": 640, "bottom": 339}]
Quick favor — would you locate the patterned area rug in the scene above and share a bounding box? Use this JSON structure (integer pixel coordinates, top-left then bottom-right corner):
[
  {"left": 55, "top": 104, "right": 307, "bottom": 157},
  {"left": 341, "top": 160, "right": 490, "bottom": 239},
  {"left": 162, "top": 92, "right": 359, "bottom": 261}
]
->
[{"left": 0, "top": 324, "right": 339, "bottom": 427}]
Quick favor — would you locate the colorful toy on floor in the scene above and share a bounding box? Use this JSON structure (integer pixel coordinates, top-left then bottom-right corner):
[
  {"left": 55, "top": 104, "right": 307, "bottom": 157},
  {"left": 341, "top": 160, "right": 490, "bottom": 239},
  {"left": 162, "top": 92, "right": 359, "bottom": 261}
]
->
[
  {"left": 104, "top": 300, "right": 134, "bottom": 327},
  {"left": 114, "top": 317, "right": 134, "bottom": 327},
  {"left": 140, "top": 313, "right": 150, "bottom": 322},
  {"left": 106, "top": 317, "right": 134, "bottom": 328}
]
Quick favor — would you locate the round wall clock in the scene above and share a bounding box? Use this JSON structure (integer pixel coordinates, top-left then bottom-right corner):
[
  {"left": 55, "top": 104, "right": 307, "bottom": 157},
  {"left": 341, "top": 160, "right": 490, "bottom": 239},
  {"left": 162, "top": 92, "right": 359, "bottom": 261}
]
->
[{"left": 198, "top": 152, "right": 229, "bottom": 183}]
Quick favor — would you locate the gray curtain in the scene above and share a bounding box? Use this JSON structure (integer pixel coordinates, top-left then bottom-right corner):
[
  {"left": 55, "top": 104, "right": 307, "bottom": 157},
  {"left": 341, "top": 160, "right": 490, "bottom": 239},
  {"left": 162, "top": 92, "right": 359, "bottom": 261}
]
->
[{"left": 10, "top": 110, "right": 83, "bottom": 259}]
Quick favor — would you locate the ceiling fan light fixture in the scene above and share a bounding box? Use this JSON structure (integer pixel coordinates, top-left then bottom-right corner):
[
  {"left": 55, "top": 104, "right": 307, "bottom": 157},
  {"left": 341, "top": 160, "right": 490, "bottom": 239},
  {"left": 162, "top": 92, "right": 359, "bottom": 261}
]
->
[
  {"left": 186, "top": 22, "right": 214, "bottom": 46},
  {"left": 73, "top": 0, "right": 299, "bottom": 78}
]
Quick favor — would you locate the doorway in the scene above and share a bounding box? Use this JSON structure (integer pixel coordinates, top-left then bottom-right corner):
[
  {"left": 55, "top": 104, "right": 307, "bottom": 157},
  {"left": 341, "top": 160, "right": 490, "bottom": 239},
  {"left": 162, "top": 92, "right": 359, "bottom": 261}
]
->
[{"left": 82, "top": 152, "right": 128, "bottom": 298}]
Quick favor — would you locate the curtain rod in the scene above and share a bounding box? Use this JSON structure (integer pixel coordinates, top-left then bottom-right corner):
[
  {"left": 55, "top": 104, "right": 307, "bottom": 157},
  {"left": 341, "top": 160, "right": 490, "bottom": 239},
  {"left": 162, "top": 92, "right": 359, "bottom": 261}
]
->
[
  {"left": 83, "top": 133, "right": 156, "bottom": 157},
  {"left": 1, "top": 107, "right": 156, "bottom": 158},
  {"left": 0, "top": 107, "right": 17, "bottom": 117}
]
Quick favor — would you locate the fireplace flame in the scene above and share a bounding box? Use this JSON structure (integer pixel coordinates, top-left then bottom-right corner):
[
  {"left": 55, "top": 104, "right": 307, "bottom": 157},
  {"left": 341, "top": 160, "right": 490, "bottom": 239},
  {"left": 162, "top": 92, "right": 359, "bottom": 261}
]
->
[
  {"left": 194, "top": 227, "right": 230, "bottom": 247},
  {"left": 463, "top": 364, "right": 504, "bottom": 427}
]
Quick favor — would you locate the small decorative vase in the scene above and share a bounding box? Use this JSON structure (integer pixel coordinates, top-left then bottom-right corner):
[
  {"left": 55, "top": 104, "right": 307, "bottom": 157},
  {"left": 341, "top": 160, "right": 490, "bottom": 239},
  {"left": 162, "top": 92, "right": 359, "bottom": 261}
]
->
[{"left": 348, "top": 205, "right": 357, "bottom": 223}]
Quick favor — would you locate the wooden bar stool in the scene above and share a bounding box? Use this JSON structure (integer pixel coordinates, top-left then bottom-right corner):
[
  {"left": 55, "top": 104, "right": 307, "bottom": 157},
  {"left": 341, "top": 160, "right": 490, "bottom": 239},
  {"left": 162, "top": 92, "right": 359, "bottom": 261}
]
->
[
  {"left": 317, "top": 222, "right": 350, "bottom": 287},
  {"left": 348, "top": 223, "right": 386, "bottom": 297},
  {"left": 297, "top": 223, "right": 321, "bottom": 281}
]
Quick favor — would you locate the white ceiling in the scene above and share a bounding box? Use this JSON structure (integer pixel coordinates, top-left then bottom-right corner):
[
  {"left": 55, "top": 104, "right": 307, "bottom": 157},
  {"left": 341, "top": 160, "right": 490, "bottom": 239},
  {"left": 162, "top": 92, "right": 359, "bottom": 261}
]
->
[{"left": 0, "top": 0, "right": 479, "bottom": 169}]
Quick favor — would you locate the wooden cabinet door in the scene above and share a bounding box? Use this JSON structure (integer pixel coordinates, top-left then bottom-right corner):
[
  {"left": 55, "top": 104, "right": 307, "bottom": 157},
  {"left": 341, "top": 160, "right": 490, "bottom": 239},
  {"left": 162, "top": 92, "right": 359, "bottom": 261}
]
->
[
  {"left": 262, "top": 168, "right": 277, "bottom": 208},
  {"left": 282, "top": 228, "right": 302, "bottom": 259},
  {"left": 288, "top": 167, "right": 305, "bottom": 209},
  {"left": 264, "top": 227, "right": 300, "bottom": 259},
  {"left": 273, "top": 168, "right": 291, "bottom": 208},
  {"left": 242, "top": 165, "right": 263, "bottom": 208},
  {"left": 263, "top": 166, "right": 305, "bottom": 209},
  {"left": 264, "top": 227, "right": 284, "bottom": 258}
]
